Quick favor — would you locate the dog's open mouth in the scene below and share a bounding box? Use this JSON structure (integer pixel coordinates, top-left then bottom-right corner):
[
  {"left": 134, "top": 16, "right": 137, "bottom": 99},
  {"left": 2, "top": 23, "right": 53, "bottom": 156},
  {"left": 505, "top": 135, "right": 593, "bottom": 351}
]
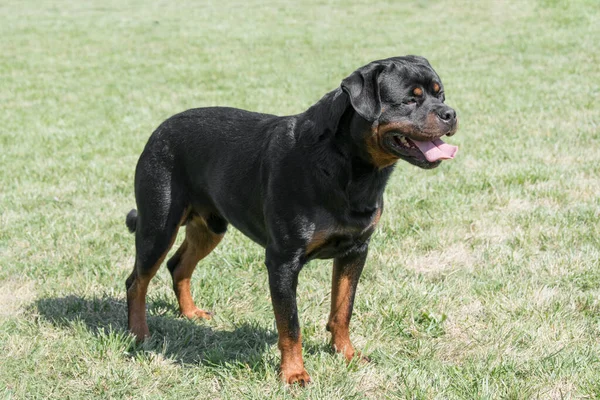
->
[{"left": 391, "top": 134, "right": 458, "bottom": 163}]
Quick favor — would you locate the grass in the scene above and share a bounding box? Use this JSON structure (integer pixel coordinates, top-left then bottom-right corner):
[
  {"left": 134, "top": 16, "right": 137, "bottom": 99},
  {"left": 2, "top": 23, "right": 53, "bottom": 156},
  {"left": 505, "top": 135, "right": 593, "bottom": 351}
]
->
[{"left": 1, "top": 0, "right": 599, "bottom": 398}]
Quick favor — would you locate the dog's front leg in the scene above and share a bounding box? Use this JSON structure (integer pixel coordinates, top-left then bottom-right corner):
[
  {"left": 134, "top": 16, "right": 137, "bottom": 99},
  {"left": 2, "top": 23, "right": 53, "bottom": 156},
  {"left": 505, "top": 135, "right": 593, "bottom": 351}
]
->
[
  {"left": 327, "top": 249, "right": 369, "bottom": 362},
  {"left": 265, "top": 248, "right": 310, "bottom": 386}
]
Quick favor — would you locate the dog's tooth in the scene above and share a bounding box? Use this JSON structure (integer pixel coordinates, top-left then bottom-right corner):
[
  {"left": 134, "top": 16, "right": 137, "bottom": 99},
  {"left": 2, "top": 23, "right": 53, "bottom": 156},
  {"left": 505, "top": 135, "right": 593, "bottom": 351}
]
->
[{"left": 400, "top": 137, "right": 408, "bottom": 146}]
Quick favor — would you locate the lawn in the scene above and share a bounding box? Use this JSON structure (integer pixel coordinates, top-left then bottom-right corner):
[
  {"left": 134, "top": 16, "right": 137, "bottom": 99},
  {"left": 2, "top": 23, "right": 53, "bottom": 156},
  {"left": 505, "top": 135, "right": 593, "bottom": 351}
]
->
[{"left": 1, "top": 0, "right": 599, "bottom": 398}]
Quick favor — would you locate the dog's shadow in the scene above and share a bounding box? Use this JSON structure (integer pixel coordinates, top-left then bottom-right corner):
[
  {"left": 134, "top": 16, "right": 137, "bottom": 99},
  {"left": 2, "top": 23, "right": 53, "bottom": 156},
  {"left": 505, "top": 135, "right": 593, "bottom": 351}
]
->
[{"left": 33, "top": 295, "right": 278, "bottom": 367}]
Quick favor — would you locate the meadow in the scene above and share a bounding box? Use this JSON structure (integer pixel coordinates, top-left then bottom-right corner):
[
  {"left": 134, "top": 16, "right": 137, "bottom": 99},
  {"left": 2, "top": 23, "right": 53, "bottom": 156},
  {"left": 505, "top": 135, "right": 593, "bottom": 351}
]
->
[{"left": 1, "top": 0, "right": 599, "bottom": 398}]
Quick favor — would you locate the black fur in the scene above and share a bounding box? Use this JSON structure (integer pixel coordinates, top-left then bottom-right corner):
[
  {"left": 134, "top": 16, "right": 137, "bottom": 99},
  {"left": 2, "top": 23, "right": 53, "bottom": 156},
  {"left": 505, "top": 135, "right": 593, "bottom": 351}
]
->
[
  {"left": 125, "top": 209, "right": 137, "bottom": 233},
  {"left": 125, "top": 55, "right": 458, "bottom": 382}
]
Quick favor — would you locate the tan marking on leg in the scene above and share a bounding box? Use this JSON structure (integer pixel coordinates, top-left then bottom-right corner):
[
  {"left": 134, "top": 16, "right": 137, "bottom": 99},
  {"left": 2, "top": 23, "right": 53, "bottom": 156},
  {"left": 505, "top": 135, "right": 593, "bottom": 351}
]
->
[
  {"left": 328, "top": 275, "right": 355, "bottom": 360},
  {"left": 269, "top": 280, "right": 310, "bottom": 385},
  {"left": 127, "top": 231, "right": 179, "bottom": 341},
  {"left": 327, "top": 254, "right": 368, "bottom": 362},
  {"left": 277, "top": 327, "right": 310, "bottom": 385},
  {"left": 171, "top": 216, "right": 223, "bottom": 319}
]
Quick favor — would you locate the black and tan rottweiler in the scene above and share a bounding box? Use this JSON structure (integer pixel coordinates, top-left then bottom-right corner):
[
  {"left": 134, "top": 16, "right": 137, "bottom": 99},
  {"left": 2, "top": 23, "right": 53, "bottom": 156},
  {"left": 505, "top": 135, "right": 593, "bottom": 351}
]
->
[{"left": 125, "top": 56, "right": 458, "bottom": 385}]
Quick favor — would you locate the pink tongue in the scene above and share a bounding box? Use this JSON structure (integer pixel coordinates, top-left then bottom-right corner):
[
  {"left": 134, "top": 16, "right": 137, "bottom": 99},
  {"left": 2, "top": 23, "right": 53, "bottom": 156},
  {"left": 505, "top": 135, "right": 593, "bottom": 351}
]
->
[{"left": 411, "top": 138, "right": 458, "bottom": 162}]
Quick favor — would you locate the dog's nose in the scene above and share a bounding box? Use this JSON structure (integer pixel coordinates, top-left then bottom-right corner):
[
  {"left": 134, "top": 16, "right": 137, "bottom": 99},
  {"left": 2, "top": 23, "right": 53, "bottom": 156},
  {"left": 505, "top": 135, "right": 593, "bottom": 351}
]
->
[{"left": 437, "top": 106, "right": 456, "bottom": 123}]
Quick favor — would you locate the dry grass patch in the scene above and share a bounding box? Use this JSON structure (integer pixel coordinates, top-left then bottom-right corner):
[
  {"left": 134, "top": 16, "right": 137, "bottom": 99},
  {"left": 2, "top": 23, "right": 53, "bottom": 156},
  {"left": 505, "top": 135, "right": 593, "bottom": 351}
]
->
[
  {"left": 0, "top": 280, "right": 36, "bottom": 318},
  {"left": 403, "top": 242, "right": 477, "bottom": 275}
]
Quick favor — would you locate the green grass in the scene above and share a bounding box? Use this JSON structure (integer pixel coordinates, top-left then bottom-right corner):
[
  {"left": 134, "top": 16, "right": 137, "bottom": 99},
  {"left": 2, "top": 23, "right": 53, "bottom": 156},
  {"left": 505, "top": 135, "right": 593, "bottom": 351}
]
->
[{"left": 1, "top": 0, "right": 600, "bottom": 398}]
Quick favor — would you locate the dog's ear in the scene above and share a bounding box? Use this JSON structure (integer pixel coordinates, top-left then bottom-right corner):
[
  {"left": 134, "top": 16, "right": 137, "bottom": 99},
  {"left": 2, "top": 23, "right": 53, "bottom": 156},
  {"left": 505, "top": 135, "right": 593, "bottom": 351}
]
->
[
  {"left": 341, "top": 63, "right": 386, "bottom": 122},
  {"left": 305, "top": 87, "right": 350, "bottom": 140}
]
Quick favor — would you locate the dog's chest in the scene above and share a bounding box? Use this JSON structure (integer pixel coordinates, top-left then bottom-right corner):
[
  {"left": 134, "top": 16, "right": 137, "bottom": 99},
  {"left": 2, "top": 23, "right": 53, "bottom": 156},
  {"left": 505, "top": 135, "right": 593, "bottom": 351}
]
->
[{"left": 304, "top": 208, "right": 381, "bottom": 260}]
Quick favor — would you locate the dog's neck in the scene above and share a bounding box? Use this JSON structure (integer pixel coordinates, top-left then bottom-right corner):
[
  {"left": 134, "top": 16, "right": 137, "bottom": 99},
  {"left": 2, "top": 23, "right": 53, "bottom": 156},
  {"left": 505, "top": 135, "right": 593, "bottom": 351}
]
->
[
  {"left": 347, "top": 141, "right": 394, "bottom": 214},
  {"left": 300, "top": 89, "right": 395, "bottom": 214},
  {"left": 335, "top": 109, "right": 395, "bottom": 213}
]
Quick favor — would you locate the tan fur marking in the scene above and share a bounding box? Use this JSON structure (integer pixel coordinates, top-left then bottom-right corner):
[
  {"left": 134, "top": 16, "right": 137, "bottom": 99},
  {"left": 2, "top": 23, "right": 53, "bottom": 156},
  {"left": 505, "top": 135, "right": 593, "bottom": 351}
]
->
[
  {"left": 380, "top": 118, "right": 451, "bottom": 140},
  {"left": 365, "top": 124, "right": 399, "bottom": 169},
  {"left": 305, "top": 230, "right": 330, "bottom": 255},
  {"left": 371, "top": 207, "right": 382, "bottom": 228},
  {"left": 413, "top": 87, "right": 423, "bottom": 96},
  {"left": 328, "top": 272, "right": 355, "bottom": 361},
  {"left": 327, "top": 255, "right": 368, "bottom": 362},
  {"left": 278, "top": 330, "right": 310, "bottom": 385},
  {"left": 433, "top": 82, "right": 440, "bottom": 93},
  {"left": 127, "top": 231, "right": 179, "bottom": 341},
  {"left": 172, "top": 215, "right": 223, "bottom": 319},
  {"left": 377, "top": 120, "right": 417, "bottom": 137}
]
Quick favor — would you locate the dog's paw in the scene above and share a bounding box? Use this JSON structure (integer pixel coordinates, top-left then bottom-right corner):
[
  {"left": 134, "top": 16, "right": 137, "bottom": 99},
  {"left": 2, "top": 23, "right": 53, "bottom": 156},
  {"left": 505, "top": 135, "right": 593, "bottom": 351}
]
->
[
  {"left": 281, "top": 368, "right": 311, "bottom": 386},
  {"left": 332, "top": 341, "right": 370, "bottom": 364},
  {"left": 352, "top": 350, "right": 371, "bottom": 364},
  {"left": 182, "top": 307, "right": 213, "bottom": 320},
  {"left": 129, "top": 323, "right": 150, "bottom": 343}
]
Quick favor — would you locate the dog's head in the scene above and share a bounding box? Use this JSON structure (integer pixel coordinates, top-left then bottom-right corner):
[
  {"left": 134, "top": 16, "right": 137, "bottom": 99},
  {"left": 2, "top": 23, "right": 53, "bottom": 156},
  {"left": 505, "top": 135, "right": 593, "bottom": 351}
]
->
[{"left": 341, "top": 56, "right": 458, "bottom": 169}]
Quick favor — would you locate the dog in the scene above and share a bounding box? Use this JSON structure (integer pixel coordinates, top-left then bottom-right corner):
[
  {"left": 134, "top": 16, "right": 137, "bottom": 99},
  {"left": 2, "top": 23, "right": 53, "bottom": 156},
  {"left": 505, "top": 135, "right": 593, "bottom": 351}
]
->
[{"left": 124, "top": 55, "right": 458, "bottom": 385}]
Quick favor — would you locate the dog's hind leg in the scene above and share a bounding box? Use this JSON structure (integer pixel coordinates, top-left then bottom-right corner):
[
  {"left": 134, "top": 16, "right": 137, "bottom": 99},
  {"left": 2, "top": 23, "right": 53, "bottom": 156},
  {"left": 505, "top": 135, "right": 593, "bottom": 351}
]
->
[
  {"left": 125, "top": 176, "right": 187, "bottom": 341},
  {"left": 166, "top": 213, "right": 226, "bottom": 319}
]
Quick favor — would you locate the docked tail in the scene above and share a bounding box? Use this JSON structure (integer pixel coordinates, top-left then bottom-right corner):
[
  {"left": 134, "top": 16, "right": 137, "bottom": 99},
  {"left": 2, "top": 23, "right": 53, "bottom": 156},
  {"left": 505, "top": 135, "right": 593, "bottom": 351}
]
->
[{"left": 126, "top": 209, "right": 138, "bottom": 233}]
